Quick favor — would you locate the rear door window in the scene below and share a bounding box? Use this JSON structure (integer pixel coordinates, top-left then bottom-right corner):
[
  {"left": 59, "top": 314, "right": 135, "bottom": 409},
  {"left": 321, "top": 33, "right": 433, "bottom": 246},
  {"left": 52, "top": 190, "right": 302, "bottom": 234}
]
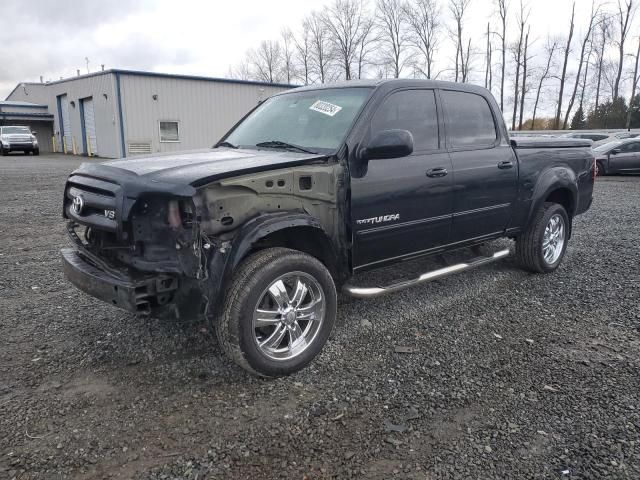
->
[
  {"left": 371, "top": 89, "right": 439, "bottom": 152},
  {"left": 441, "top": 90, "right": 497, "bottom": 148}
]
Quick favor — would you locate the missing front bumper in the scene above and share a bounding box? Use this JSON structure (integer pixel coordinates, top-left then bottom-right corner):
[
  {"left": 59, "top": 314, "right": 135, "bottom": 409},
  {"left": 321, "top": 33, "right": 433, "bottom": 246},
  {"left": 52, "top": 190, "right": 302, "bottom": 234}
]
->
[{"left": 61, "top": 247, "right": 178, "bottom": 314}]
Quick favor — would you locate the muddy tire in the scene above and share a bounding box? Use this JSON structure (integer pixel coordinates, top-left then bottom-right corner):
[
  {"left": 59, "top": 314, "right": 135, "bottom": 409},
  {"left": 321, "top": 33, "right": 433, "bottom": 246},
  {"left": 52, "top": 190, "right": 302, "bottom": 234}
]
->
[{"left": 216, "top": 247, "right": 337, "bottom": 377}]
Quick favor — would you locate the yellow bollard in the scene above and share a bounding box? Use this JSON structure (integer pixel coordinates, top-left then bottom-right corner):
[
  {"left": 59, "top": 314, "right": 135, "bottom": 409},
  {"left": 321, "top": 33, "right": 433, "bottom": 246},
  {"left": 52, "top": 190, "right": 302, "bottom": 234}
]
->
[
  {"left": 52, "top": 136, "right": 57, "bottom": 153},
  {"left": 72, "top": 137, "right": 77, "bottom": 155},
  {"left": 86, "top": 134, "right": 93, "bottom": 157},
  {"left": 63, "top": 137, "right": 68, "bottom": 154}
]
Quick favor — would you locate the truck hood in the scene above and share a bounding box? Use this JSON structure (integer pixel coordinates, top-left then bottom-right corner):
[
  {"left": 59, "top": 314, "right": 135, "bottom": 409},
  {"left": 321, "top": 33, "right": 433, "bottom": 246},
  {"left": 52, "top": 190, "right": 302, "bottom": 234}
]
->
[{"left": 98, "top": 148, "right": 328, "bottom": 187}]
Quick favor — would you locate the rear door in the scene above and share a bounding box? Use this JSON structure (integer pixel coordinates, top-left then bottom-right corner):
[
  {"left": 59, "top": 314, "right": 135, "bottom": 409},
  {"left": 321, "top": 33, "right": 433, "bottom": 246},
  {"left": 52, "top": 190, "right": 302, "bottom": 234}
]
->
[
  {"left": 610, "top": 141, "right": 640, "bottom": 172},
  {"left": 441, "top": 89, "right": 518, "bottom": 243},
  {"left": 350, "top": 88, "right": 453, "bottom": 269}
]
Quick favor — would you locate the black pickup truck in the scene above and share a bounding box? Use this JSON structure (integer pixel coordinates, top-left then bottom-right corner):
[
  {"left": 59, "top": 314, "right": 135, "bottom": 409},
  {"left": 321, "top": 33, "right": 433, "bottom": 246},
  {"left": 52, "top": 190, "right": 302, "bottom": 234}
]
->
[{"left": 61, "top": 79, "right": 595, "bottom": 376}]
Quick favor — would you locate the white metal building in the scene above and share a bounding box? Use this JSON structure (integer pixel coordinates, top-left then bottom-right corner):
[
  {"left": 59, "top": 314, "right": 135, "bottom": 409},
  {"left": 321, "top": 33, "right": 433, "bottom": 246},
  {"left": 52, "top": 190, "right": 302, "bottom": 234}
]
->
[{"left": 5, "top": 69, "right": 294, "bottom": 158}]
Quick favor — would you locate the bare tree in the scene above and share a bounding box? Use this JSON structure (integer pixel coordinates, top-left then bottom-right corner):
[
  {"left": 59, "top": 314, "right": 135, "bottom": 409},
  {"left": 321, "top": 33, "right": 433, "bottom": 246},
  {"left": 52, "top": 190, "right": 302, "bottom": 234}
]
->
[
  {"left": 554, "top": 2, "right": 575, "bottom": 129},
  {"left": 518, "top": 27, "right": 531, "bottom": 130},
  {"left": 531, "top": 39, "right": 559, "bottom": 128},
  {"left": 626, "top": 36, "right": 640, "bottom": 128},
  {"left": 511, "top": 1, "right": 528, "bottom": 130},
  {"left": 404, "top": 0, "right": 441, "bottom": 79},
  {"left": 323, "top": 0, "right": 366, "bottom": 80},
  {"left": 562, "top": 2, "right": 599, "bottom": 129},
  {"left": 593, "top": 16, "right": 611, "bottom": 109},
  {"left": 485, "top": 22, "right": 492, "bottom": 89},
  {"left": 293, "top": 25, "right": 312, "bottom": 85},
  {"left": 579, "top": 40, "right": 594, "bottom": 110},
  {"left": 228, "top": 60, "right": 252, "bottom": 81},
  {"left": 249, "top": 40, "right": 284, "bottom": 83},
  {"left": 281, "top": 28, "right": 295, "bottom": 84},
  {"left": 308, "top": 12, "right": 332, "bottom": 83},
  {"left": 613, "top": 0, "right": 635, "bottom": 99},
  {"left": 449, "top": 0, "right": 472, "bottom": 82},
  {"left": 377, "top": 0, "right": 411, "bottom": 78},
  {"left": 496, "top": 0, "right": 508, "bottom": 110},
  {"left": 356, "top": 16, "right": 378, "bottom": 78}
]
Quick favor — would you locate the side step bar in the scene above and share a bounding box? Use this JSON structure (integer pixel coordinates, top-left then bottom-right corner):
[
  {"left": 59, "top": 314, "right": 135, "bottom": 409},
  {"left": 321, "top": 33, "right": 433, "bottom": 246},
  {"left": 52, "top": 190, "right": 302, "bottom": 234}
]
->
[{"left": 343, "top": 249, "right": 511, "bottom": 299}]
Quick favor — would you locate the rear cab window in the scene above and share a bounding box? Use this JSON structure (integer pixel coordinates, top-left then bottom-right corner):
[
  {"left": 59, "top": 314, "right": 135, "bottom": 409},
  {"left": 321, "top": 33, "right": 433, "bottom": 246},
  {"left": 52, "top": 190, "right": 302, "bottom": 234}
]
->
[{"left": 441, "top": 90, "right": 497, "bottom": 149}]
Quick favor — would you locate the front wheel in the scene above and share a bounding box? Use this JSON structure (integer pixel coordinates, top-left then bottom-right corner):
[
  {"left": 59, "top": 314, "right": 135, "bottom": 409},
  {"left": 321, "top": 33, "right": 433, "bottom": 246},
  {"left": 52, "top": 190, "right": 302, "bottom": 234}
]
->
[
  {"left": 216, "top": 247, "right": 337, "bottom": 377},
  {"left": 596, "top": 161, "right": 607, "bottom": 176},
  {"left": 516, "top": 203, "right": 569, "bottom": 273}
]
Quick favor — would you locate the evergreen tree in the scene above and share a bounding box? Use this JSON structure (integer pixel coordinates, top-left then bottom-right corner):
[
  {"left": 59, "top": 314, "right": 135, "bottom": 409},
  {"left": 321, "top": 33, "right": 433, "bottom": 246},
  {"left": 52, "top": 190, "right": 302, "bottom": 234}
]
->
[
  {"left": 570, "top": 105, "right": 587, "bottom": 129},
  {"left": 587, "top": 97, "right": 629, "bottom": 129},
  {"left": 629, "top": 94, "right": 640, "bottom": 128}
]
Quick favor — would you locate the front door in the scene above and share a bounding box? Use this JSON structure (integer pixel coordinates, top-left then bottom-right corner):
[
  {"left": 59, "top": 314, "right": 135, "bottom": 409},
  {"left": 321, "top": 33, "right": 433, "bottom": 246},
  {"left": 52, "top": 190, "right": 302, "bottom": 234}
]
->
[
  {"left": 440, "top": 89, "right": 518, "bottom": 243},
  {"left": 350, "top": 89, "right": 453, "bottom": 270},
  {"left": 610, "top": 141, "right": 640, "bottom": 173}
]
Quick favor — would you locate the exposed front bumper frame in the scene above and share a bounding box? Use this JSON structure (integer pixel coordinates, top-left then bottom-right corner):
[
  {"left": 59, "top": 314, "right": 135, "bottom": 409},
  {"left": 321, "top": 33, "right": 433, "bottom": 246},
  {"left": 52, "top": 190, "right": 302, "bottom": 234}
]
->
[{"left": 61, "top": 247, "right": 178, "bottom": 314}]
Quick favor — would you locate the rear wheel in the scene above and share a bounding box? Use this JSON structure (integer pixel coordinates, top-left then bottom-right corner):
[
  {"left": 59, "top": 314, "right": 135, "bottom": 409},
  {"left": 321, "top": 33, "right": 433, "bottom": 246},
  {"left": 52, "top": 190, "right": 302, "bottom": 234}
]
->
[
  {"left": 216, "top": 247, "right": 337, "bottom": 377},
  {"left": 516, "top": 203, "right": 569, "bottom": 273}
]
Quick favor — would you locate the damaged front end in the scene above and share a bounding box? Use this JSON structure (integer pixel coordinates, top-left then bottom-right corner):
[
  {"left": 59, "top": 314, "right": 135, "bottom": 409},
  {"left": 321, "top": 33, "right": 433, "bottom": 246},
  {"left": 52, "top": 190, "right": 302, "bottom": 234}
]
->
[
  {"left": 61, "top": 158, "right": 345, "bottom": 321},
  {"left": 61, "top": 165, "right": 212, "bottom": 319}
]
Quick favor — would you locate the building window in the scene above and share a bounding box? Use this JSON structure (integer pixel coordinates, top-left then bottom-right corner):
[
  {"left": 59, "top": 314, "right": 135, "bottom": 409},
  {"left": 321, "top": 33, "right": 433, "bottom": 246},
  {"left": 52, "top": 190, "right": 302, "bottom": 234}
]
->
[{"left": 159, "top": 121, "right": 180, "bottom": 142}]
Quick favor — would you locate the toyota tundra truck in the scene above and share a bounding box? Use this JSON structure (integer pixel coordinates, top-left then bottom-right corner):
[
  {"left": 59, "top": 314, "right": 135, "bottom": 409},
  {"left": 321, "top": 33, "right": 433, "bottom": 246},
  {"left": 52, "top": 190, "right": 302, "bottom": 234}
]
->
[{"left": 61, "top": 79, "right": 595, "bottom": 376}]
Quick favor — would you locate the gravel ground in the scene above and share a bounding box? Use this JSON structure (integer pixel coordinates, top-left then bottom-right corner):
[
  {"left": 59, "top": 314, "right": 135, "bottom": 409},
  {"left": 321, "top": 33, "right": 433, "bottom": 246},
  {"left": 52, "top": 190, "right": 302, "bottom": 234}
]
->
[{"left": 1, "top": 153, "right": 639, "bottom": 480}]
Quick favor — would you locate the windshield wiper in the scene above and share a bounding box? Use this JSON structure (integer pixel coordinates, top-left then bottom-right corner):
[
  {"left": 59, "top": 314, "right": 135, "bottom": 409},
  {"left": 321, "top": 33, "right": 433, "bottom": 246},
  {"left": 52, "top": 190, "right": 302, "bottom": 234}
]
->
[
  {"left": 255, "top": 140, "right": 318, "bottom": 154},
  {"left": 216, "top": 141, "right": 238, "bottom": 149}
]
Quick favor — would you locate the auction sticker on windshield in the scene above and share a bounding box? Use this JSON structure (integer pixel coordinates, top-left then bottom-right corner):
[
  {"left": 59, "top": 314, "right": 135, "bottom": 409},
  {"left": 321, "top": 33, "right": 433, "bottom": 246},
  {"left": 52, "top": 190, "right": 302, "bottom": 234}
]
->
[{"left": 309, "top": 100, "right": 342, "bottom": 117}]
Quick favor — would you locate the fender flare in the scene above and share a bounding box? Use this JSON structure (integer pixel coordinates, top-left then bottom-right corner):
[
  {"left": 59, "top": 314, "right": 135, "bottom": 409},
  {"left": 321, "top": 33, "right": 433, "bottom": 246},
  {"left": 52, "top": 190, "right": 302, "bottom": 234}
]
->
[
  {"left": 204, "top": 211, "right": 339, "bottom": 313},
  {"left": 527, "top": 166, "right": 578, "bottom": 226}
]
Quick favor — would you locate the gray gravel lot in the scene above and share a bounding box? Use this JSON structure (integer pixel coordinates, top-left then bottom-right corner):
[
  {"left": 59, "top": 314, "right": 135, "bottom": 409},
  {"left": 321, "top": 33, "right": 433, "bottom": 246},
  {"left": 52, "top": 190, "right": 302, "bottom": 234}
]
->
[{"left": 1, "top": 153, "right": 639, "bottom": 479}]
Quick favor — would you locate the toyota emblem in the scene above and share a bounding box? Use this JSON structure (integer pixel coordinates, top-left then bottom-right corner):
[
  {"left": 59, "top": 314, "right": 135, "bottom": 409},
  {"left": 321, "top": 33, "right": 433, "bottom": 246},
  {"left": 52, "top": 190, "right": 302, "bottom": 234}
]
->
[{"left": 72, "top": 195, "right": 84, "bottom": 215}]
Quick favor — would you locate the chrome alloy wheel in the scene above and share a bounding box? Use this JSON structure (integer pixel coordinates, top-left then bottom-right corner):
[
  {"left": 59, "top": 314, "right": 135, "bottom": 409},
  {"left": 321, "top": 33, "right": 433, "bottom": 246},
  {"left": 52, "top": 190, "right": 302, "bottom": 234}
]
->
[
  {"left": 542, "top": 213, "right": 565, "bottom": 265},
  {"left": 252, "top": 272, "right": 325, "bottom": 361}
]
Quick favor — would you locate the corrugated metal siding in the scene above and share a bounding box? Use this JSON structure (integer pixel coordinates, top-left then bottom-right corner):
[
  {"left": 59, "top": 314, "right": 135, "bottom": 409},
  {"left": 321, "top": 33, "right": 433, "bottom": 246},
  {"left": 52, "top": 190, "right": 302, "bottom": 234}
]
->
[
  {"left": 119, "top": 74, "right": 291, "bottom": 154},
  {"left": 7, "top": 75, "right": 121, "bottom": 158}
]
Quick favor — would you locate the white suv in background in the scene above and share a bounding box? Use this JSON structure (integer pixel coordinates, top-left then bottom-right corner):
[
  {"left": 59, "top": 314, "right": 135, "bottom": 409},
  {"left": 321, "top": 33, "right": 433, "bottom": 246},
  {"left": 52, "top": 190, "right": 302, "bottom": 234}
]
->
[{"left": 0, "top": 126, "right": 39, "bottom": 156}]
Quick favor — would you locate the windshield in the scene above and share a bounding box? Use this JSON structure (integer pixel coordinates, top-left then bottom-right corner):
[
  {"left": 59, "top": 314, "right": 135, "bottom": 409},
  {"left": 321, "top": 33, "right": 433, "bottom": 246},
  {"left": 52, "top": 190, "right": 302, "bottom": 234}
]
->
[
  {"left": 593, "top": 141, "right": 621, "bottom": 153},
  {"left": 2, "top": 127, "right": 31, "bottom": 135},
  {"left": 223, "top": 87, "right": 372, "bottom": 153}
]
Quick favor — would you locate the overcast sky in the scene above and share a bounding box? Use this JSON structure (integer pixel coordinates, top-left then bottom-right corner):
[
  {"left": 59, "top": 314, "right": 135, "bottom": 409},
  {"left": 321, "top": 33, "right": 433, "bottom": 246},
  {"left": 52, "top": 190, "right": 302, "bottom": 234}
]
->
[{"left": 1, "top": 0, "right": 630, "bottom": 116}]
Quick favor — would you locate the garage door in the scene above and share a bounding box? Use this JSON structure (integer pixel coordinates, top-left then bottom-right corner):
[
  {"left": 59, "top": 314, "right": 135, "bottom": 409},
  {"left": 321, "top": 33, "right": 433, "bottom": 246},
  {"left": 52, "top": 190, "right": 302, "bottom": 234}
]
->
[
  {"left": 59, "top": 95, "right": 72, "bottom": 153},
  {"left": 82, "top": 97, "right": 98, "bottom": 156}
]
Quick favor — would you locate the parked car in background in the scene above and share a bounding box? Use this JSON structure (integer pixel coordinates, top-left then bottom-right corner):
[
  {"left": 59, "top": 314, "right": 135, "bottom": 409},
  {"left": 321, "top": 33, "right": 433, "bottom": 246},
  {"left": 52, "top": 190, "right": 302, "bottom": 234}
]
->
[
  {"left": 563, "top": 131, "right": 640, "bottom": 147},
  {"left": 594, "top": 138, "right": 640, "bottom": 175},
  {"left": 0, "top": 126, "right": 39, "bottom": 156},
  {"left": 563, "top": 132, "right": 610, "bottom": 143}
]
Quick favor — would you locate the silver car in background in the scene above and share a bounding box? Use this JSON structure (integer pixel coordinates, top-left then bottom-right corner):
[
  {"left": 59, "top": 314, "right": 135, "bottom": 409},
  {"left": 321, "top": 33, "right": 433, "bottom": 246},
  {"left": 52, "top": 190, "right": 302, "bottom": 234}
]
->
[{"left": 0, "top": 126, "right": 39, "bottom": 156}]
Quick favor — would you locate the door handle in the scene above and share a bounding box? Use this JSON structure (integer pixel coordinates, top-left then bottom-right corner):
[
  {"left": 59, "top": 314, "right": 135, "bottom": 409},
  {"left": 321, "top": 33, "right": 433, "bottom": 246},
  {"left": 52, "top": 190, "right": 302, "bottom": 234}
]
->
[
  {"left": 498, "top": 161, "right": 514, "bottom": 169},
  {"left": 426, "top": 167, "right": 448, "bottom": 178}
]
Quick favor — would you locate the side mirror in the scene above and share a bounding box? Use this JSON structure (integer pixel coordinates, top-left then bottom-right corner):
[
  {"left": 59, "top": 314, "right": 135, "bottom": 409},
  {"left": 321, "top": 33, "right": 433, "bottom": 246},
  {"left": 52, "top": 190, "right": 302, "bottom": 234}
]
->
[
  {"left": 358, "top": 129, "right": 413, "bottom": 161},
  {"left": 31, "top": 131, "right": 38, "bottom": 136},
  {"left": 611, "top": 148, "right": 621, "bottom": 155}
]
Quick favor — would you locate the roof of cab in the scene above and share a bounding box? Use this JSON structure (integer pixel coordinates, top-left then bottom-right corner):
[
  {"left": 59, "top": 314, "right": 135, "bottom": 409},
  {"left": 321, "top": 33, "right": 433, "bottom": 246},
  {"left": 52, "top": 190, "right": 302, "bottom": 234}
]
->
[{"left": 278, "top": 78, "right": 491, "bottom": 95}]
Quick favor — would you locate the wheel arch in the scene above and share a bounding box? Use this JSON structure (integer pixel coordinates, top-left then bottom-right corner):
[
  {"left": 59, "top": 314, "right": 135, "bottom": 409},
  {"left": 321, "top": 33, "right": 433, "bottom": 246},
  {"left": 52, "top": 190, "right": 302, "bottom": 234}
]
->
[
  {"left": 205, "top": 212, "right": 346, "bottom": 314},
  {"left": 528, "top": 167, "right": 578, "bottom": 237}
]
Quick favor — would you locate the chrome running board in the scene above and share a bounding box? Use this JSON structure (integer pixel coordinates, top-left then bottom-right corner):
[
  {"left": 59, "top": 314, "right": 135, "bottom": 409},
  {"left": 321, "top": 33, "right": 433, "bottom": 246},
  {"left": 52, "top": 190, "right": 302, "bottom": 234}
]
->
[{"left": 343, "top": 249, "right": 511, "bottom": 298}]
